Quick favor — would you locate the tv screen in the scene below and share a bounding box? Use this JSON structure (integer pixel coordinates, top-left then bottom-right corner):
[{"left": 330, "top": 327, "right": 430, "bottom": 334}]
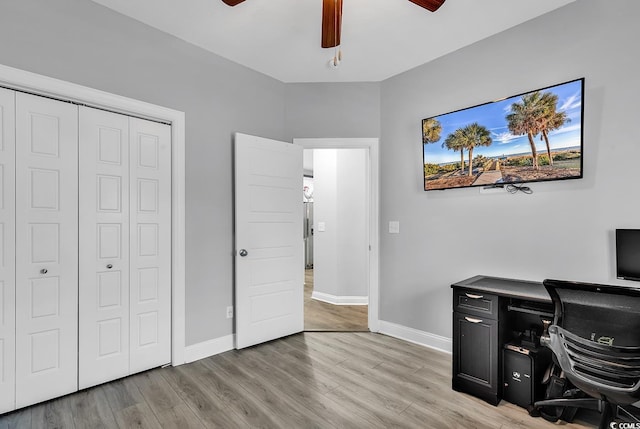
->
[
  {"left": 616, "top": 229, "right": 640, "bottom": 282},
  {"left": 422, "top": 78, "right": 584, "bottom": 191}
]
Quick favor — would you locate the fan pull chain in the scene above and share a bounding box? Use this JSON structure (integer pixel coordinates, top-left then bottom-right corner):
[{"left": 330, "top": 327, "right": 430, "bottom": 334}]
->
[{"left": 327, "top": 0, "right": 342, "bottom": 68}]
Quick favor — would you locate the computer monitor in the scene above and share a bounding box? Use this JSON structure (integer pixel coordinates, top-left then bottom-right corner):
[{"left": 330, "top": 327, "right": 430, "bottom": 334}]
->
[{"left": 616, "top": 229, "right": 640, "bottom": 282}]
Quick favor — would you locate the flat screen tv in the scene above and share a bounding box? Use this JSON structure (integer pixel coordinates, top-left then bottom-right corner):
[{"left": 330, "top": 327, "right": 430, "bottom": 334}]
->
[
  {"left": 422, "top": 78, "right": 584, "bottom": 191},
  {"left": 616, "top": 229, "right": 640, "bottom": 282}
]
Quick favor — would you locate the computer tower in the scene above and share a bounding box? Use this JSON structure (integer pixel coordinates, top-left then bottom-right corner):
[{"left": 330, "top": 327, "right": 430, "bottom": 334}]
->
[{"left": 502, "top": 345, "right": 550, "bottom": 408}]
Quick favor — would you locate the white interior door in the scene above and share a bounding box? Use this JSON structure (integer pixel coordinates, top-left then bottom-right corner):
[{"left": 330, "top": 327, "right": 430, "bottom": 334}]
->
[
  {"left": 15, "top": 92, "right": 78, "bottom": 408},
  {"left": 78, "top": 107, "right": 131, "bottom": 389},
  {"left": 234, "top": 133, "right": 303, "bottom": 349},
  {"left": 129, "top": 117, "right": 171, "bottom": 373},
  {"left": 0, "top": 88, "right": 16, "bottom": 414}
]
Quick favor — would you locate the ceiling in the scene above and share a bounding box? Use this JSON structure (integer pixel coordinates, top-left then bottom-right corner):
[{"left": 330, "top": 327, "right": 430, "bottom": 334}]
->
[{"left": 90, "top": 0, "right": 575, "bottom": 83}]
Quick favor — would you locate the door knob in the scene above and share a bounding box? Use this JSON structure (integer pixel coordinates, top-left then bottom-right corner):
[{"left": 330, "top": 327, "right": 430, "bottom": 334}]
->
[
  {"left": 239, "top": 249, "right": 248, "bottom": 257},
  {"left": 107, "top": 264, "right": 113, "bottom": 269},
  {"left": 40, "top": 268, "right": 48, "bottom": 274}
]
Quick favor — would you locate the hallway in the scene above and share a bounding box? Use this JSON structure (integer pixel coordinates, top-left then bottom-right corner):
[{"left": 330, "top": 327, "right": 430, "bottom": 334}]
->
[{"left": 304, "top": 270, "right": 368, "bottom": 331}]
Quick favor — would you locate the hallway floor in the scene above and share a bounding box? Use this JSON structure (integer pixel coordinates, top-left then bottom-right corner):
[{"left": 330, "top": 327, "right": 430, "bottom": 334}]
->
[{"left": 304, "top": 269, "right": 369, "bottom": 331}]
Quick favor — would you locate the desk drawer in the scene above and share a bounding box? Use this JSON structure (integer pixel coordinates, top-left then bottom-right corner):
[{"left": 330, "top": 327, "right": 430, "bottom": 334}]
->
[{"left": 454, "top": 289, "right": 499, "bottom": 319}]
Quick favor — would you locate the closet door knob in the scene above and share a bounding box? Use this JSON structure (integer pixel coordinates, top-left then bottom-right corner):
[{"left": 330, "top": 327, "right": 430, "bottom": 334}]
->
[
  {"left": 239, "top": 249, "right": 248, "bottom": 257},
  {"left": 107, "top": 264, "right": 113, "bottom": 269},
  {"left": 40, "top": 268, "right": 48, "bottom": 274}
]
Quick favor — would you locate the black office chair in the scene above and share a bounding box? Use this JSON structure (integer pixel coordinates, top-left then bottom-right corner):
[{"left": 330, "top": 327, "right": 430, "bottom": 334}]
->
[{"left": 534, "top": 279, "right": 640, "bottom": 429}]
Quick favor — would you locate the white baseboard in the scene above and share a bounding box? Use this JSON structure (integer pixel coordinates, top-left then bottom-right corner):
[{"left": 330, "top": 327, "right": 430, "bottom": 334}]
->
[
  {"left": 311, "top": 291, "right": 368, "bottom": 305},
  {"left": 184, "top": 334, "right": 235, "bottom": 363},
  {"left": 378, "top": 320, "right": 452, "bottom": 354}
]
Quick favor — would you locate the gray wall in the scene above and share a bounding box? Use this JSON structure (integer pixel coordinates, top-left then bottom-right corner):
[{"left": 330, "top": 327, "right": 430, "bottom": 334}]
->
[
  {"left": 284, "top": 83, "right": 381, "bottom": 140},
  {"left": 379, "top": 0, "right": 640, "bottom": 339},
  {"left": 0, "top": 0, "right": 286, "bottom": 346}
]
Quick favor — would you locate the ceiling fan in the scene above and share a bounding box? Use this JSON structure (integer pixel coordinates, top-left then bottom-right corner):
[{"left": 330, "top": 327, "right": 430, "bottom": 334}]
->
[{"left": 221, "top": 0, "right": 446, "bottom": 48}]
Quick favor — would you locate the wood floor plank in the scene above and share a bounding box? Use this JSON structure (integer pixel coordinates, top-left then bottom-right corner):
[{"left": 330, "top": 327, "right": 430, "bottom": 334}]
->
[
  {"left": 287, "top": 333, "right": 351, "bottom": 365},
  {"left": 113, "top": 402, "right": 162, "bottom": 429},
  {"left": 354, "top": 331, "right": 451, "bottom": 371},
  {"left": 402, "top": 400, "right": 502, "bottom": 429},
  {"left": 212, "top": 351, "right": 332, "bottom": 429},
  {"left": 257, "top": 340, "right": 340, "bottom": 394},
  {"left": 130, "top": 369, "right": 183, "bottom": 417},
  {"left": 287, "top": 335, "right": 421, "bottom": 415},
  {"left": 337, "top": 358, "right": 433, "bottom": 405},
  {"left": 197, "top": 358, "right": 290, "bottom": 428},
  {"left": 278, "top": 342, "right": 360, "bottom": 389},
  {"left": 331, "top": 331, "right": 425, "bottom": 371},
  {"left": 325, "top": 385, "right": 421, "bottom": 429},
  {"left": 239, "top": 346, "right": 374, "bottom": 429},
  {"left": 294, "top": 331, "right": 375, "bottom": 364},
  {"left": 0, "top": 407, "right": 31, "bottom": 429},
  {"left": 159, "top": 365, "right": 244, "bottom": 429},
  {"left": 30, "top": 395, "right": 76, "bottom": 429},
  {"left": 303, "top": 331, "right": 394, "bottom": 369},
  {"left": 102, "top": 376, "right": 146, "bottom": 413},
  {"left": 152, "top": 403, "right": 206, "bottom": 429},
  {"left": 68, "top": 386, "right": 118, "bottom": 429}
]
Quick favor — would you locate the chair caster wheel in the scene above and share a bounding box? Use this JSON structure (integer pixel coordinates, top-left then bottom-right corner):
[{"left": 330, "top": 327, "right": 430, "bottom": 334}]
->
[{"left": 527, "top": 405, "right": 541, "bottom": 417}]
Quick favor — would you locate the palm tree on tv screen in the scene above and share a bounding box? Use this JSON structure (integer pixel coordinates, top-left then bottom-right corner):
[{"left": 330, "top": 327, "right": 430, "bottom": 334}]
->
[
  {"left": 506, "top": 91, "right": 546, "bottom": 170},
  {"left": 460, "top": 123, "right": 492, "bottom": 176},
  {"left": 538, "top": 92, "right": 570, "bottom": 167},
  {"left": 443, "top": 129, "right": 467, "bottom": 174},
  {"left": 422, "top": 117, "right": 442, "bottom": 145}
]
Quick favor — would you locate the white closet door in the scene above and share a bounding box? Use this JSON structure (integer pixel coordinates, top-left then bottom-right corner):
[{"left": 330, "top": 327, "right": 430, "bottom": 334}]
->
[
  {"left": 15, "top": 93, "right": 78, "bottom": 408},
  {"left": 129, "top": 118, "right": 171, "bottom": 373},
  {"left": 0, "top": 88, "right": 16, "bottom": 414},
  {"left": 78, "top": 107, "right": 130, "bottom": 389}
]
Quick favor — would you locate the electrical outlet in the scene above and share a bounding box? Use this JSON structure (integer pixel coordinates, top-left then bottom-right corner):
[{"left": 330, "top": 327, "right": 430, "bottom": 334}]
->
[{"left": 226, "top": 306, "right": 234, "bottom": 319}]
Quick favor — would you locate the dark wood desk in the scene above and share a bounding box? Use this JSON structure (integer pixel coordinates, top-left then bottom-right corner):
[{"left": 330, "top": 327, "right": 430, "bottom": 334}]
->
[{"left": 451, "top": 275, "right": 553, "bottom": 405}]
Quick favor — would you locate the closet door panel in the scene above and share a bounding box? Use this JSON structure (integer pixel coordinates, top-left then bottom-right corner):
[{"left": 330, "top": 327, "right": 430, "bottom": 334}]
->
[
  {"left": 78, "top": 107, "right": 130, "bottom": 389},
  {"left": 0, "top": 88, "right": 16, "bottom": 414},
  {"left": 129, "top": 118, "right": 171, "bottom": 373},
  {"left": 15, "top": 93, "right": 78, "bottom": 408}
]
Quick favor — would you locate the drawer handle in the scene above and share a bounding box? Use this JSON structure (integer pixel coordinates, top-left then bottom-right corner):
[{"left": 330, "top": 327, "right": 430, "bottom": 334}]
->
[
  {"left": 465, "top": 293, "right": 484, "bottom": 299},
  {"left": 464, "top": 317, "right": 483, "bottom": 324}
]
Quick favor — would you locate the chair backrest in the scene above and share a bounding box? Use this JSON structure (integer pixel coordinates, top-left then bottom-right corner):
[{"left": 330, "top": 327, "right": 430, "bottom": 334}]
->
[{"left": 543, "top": 279, "right": 640, "bottom": 405}]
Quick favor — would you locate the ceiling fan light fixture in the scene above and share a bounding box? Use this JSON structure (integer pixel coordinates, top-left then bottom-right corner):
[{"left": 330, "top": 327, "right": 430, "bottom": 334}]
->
[{"left": 220, "top": 0, "right": 445, "bottom": 70}]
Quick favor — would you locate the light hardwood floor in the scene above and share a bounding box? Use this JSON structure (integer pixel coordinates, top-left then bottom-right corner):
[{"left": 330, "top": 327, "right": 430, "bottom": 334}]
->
[
  {"left": 304, "top": 269, "right": 369, "bottom": 331},
  {"left": 0, "top": 332, "right": 597, "bottom": 428}
]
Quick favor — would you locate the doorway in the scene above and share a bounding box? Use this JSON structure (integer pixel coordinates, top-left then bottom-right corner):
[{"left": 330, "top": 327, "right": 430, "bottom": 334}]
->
[{"left": 295, "top": 138, "right": 380, "bottom": 333}]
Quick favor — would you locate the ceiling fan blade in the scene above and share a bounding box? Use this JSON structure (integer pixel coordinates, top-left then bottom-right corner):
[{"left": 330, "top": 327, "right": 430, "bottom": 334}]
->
[
  {"left": 408, "top": 0, "right": 446, "bottom": 12},
  {"left": 221, "top": 0, "right": 245, "bottom": 6},
  {"left": 321, "top": 0, "right": 343, "bottom": 48}
]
